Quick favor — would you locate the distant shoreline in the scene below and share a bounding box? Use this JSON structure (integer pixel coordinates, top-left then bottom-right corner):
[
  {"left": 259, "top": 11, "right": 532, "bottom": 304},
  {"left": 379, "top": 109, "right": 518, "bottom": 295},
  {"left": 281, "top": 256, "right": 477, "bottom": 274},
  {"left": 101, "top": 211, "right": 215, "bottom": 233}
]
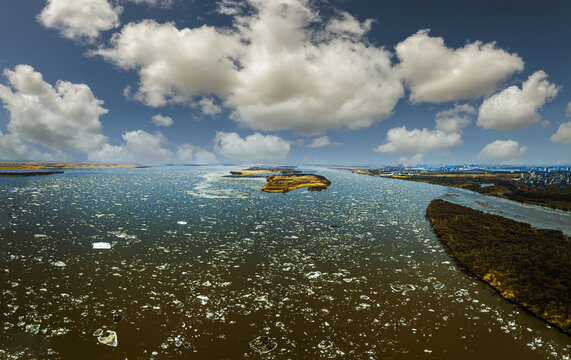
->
[
  {"left": 0, "top": 171, "right": 64, "bottom": 177},
  {"left": 347, "top": 169, "right": 571, "bottom": 212},
  {"left": 0, "top": 161, "right": 149, "bottom": 170}
]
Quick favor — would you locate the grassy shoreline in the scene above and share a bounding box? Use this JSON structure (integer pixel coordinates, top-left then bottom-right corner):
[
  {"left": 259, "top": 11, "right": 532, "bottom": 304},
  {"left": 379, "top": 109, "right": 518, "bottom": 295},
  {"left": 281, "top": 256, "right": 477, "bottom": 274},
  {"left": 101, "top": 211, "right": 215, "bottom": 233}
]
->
[{"left": 426, "top": 199, "right": 570, "bottom": 334}]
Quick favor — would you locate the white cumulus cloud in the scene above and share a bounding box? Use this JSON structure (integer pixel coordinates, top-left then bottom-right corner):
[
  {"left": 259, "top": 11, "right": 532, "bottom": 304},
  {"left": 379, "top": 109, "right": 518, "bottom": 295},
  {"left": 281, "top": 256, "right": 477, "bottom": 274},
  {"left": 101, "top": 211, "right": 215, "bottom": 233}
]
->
[
  {"left": 89, "top": 130, "right": 172, "bottom": 163},
  {"left": 566, "top": 102, "right": 571, "bottom": 117},
  {"left": 478, "top": 139, "right": 527, "bottom": 162},
  {"left": 88, "top": 130, "right": 216, "bottom": 164},
  {"left": 126, "top": 0, "right": 173, "bottom": 7},
  {"left": 0, "top": 65, "right": 108, "bottom": 153},
  {"left": 151, "top": 114, "right": 173, "bottom": 127},
  {"left": 91, "top": 20, "right": 243, "bottom": 107},
  {"left": 325, "top": 11, "right": 374, "bottom": 39},
  {"left": 374, "top": 126, "right": 462, "bottom": 154},
  {"left": 396, "top": 29, "right": 524, "bottom": 103},
  {"left": 307, "top": 136, "right": 341, "bottom": 148},
  {"left": 0, "top": 131, "right": 61, "bottom": 161},
  {"left": 399, "top": 153, "right": 424, "bottom": 166},
  {"left": 92, "top": 0, "right": 404, "bottom": 134},
  {"left": 214, "top": 132, "right": 290, "bottom": 162},
  {"left": 477, "top": 71, "right": 560, "bottom": 131},
  {"left": 375, "top": 104, "right": 474, "bottom": 155},
  {"left": 435, "top": 104, "right": 475, "bottom": 134},
  {"left": 176, "top": 144, "right": 217, "bottom": 164},
  {"left": 195, "top": 98, "right": 222, "bottom": 116},
  {"left": 551, "top": 122, "right": 571, "bottom": 145},
  {"left": 37, "top": 0, "right": 122, "bottom": 43}
]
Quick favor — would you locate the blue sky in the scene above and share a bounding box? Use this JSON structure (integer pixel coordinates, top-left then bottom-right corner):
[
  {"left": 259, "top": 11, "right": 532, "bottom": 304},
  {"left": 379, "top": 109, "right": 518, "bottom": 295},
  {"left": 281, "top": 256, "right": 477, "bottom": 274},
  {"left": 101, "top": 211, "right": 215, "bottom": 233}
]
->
[{"left": 0, "top": 0, "right": 570, "bottom": 165}]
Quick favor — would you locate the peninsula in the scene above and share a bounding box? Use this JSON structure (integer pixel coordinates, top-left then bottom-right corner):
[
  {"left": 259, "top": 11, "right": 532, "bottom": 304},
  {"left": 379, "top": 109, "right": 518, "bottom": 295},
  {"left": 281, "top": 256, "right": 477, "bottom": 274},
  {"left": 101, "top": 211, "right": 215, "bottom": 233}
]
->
[
  {"left": 348, "top": 168, "right": 571, "bottom": 211},
  {"left": 426, "top": 199, "right": 571, "bottom": 334},
  {"left": 262, "top": 174, "right": 331, "bottom": 193}
]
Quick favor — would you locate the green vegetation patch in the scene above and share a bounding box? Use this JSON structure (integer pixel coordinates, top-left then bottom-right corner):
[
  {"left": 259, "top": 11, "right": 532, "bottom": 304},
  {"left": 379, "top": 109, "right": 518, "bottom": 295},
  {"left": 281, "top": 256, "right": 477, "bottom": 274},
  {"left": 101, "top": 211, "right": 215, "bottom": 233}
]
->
[{"left": 426, "top": 199, "right": 571, "bottom": 334}]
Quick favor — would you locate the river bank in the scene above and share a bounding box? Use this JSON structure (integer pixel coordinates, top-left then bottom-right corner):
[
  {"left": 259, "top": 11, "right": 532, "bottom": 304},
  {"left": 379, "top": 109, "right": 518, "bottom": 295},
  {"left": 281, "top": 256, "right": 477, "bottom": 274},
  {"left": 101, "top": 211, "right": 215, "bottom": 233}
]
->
[
  {"left": 348, "top": 169, "right": 571, "bottom": 212},
  {"left": 426, "top": 199, "right": 571, "bottom": 334}
]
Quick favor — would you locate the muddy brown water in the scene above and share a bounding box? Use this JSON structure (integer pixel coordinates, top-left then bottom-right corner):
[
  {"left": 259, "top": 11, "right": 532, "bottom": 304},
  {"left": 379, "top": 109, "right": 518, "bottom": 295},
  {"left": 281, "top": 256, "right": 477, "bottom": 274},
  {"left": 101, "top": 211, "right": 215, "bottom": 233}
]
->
[{"left": 1, "top": 167, "right": 569, "bottom": 359}]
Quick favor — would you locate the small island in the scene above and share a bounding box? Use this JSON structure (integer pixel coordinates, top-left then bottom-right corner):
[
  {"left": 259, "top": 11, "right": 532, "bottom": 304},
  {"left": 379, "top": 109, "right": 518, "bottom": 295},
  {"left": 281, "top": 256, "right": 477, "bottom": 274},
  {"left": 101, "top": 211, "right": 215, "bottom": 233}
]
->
[
  {"left": 230, "top": 167, "right": 302, "bottom": 176},
  {"left": 426, "top": 199, "right": 571, "bottom": 334},
  {"left": 262, "top": 174, "right": 331, "bottom": 193}
]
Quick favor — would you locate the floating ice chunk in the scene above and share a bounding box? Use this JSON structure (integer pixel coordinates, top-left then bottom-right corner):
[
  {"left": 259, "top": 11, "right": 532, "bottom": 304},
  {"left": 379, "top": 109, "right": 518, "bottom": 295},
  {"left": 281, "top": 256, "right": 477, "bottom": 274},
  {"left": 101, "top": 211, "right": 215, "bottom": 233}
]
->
[
  {"left": 52, "top": 261, "right": 66, "bottom": 267},
  {"left": 318, "top": 340, "right": 334, "bottom": 350},
  {"left": 177, "top": 221, "right": 187, "bottom": 225},
  {"left": 173, "top": 337, "right": 182, "bottom": 347},
  {"left": 249, "top": 336, "right": 277, "bottom": 354},
  {"left": 455, "top": 289, "right": 469, "bottom": 297},
  {"left": 403, "top": 284, "right": 416, "bottom": 291},
  {"left": 97, "top": 330, "right": 118, "bottom": 347},
  {"left": 25, "top": 323, "right": 40, "bottom": 335},
  {"left": 197, "top": 295, "right": 209, "bottom": 305},
  {"left": 391, "top": 284, "right": 416, "bottom": 293},
  {"left": 306, "top": 271, "right": 322, "bottom": 279},
  {"left": 92, "top": 242, "right": 111, "bottom": 250},
  {"left": 96, "top": 214, "right": 115, "bottom": 218},
  {"left": 356, "top": 303, "right": 371, "bottom": 310},
  {"left": 111, "top": 231, "right": 127, "bottom": 238}
]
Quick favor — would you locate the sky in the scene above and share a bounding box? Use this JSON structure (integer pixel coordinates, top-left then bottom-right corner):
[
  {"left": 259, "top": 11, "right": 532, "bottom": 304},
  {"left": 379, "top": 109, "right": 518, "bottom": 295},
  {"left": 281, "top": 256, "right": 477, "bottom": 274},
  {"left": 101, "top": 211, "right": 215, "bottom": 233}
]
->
[{"left": 0, "top": 0, "right": 570, "bottom": 166}]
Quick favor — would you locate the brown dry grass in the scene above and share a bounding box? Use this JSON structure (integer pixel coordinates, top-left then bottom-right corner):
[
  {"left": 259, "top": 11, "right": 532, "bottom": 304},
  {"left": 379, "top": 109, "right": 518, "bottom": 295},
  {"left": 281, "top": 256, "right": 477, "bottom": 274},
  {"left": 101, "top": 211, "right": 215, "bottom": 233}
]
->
[
  {"left": 262, "top": 174, "right": 331, "bottom": 193},
  {"left": 427, "top": 199, "right": 571, "bottom": 334}
]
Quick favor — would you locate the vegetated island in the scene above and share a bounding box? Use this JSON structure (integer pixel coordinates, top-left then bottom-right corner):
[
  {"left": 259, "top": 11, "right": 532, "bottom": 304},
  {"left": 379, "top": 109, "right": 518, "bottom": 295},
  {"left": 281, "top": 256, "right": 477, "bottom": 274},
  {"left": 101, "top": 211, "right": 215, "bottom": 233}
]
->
[
  {"left": 0, "top": 161, "right": 149, "bottom": 170},
  {"left": 262, "top": 174, "right": 331, "bottom": 193},
  {"left": 230, "top": 166, "right": 302, "bottom": 176},
  {"left": 426, "top": 199, "right": 570, "bottom": 334},
  {"left": 348, "top": 169, "right": 571, "bottom": 212},
  {"left": 0, "top": 170, "right": 64, "bottom": 177}
]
